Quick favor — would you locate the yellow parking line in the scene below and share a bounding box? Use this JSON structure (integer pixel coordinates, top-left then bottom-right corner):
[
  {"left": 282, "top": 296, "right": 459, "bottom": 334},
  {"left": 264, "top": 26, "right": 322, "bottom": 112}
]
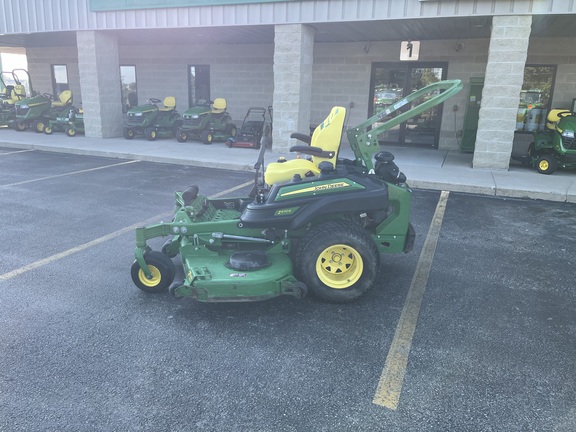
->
[
  {"left": 0, "top": 180, "right": 254, "bottom": 281},
  {"left": 373, "top": 190, "right": 450, "bottom": 410},
  {"left": 0, "top": 159, "right": 141, "bottom": 188}
]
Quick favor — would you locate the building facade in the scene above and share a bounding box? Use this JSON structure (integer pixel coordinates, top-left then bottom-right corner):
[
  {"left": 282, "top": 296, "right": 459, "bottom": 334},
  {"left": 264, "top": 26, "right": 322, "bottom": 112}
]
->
[{"left": 0, "top": 0, "right": 575, "bottom": 169}]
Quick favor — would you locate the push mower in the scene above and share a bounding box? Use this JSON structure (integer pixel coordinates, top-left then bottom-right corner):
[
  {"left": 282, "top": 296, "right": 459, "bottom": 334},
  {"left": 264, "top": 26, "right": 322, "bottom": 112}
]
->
[
  {"left": 176, "top": 98, "right": 237, "bottom": 144},
  {"left": 512, "top": 109, "right": 576, "bottom": 174},
  {"left": 227, "top": 106, "right": 272, "bottom": 149},
  {"left": 123, "top": 96, "right": 182, "bottom": 141},
  {"left": 130, "top": 80, "right": 462, "bottom": 304},
  {"left": 12, "top": 90, "right": 73, "bottom": 132}
]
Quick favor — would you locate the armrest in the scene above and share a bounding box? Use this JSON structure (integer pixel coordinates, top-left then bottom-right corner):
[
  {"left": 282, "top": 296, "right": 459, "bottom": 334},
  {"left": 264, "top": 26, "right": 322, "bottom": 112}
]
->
[
  {"left": 289, "top": 145, "right": 335, "bottom": 159},
  {"left": 289, "top": 132, "right": 311, "bottom": 145}
]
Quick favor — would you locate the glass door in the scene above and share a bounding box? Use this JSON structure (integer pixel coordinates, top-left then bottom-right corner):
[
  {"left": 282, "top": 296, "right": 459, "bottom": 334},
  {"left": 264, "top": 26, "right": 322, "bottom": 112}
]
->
[{"left": 369, "top": 63, "right": 447, "bottom": 148}]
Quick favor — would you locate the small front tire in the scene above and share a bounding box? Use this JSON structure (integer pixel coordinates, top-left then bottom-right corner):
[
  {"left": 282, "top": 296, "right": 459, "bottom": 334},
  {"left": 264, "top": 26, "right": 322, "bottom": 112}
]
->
[
  {"left": 123, "top": 127, "right": 135, "bottom": 140},
  {"left": 131, "top": 251, "right": 176, "bottom": 294},
  {"left": 536, "top": 154, "right": 557, "bottom": 175}
]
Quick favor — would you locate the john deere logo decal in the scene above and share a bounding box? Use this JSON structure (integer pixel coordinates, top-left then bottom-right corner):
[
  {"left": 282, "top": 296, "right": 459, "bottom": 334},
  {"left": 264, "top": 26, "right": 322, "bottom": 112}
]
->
[{"left": 280, "top": 181, "right": 352, "bottom": 197}]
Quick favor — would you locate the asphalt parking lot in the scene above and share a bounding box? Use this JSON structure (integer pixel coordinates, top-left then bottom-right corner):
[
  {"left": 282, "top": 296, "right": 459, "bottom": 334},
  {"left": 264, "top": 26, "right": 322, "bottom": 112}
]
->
[{"left": 0, "top": 148, "right": 575, "bottom": 432}]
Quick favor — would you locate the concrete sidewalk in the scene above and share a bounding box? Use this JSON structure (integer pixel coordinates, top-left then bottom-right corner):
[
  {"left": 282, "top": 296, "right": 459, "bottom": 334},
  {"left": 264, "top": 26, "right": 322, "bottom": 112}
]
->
[{"left": 1, "top": 128, "right": 575, "bottom": 203}]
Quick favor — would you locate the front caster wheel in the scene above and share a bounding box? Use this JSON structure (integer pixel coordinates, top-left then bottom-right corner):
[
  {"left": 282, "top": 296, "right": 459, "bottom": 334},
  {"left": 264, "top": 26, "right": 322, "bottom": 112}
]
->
[
  {"left": 131, "top": 251, "right": 176, "bottom": 294},
  {"left": 295, "top": 220, "right": 379, "bottom": 303}
]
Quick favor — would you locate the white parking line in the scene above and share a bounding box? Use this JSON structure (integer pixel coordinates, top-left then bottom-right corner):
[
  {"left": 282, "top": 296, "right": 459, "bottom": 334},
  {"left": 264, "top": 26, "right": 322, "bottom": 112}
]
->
[
  {"left": 0, "top": 159, "right": 141, "bottom": 188},
  {"left": 0, "top": 149, "right": 35, "bottom": 156},
  {"left": 373, "top": 190, "right": 450, "bottom": 410},
  {"left": 0, "top": 180, "right": 255, "bottom": 281}
]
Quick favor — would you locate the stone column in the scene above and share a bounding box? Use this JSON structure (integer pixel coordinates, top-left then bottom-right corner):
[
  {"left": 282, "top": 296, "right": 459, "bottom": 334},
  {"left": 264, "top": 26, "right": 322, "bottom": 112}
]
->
[
  {"left": 473, "top": 15, "right": 532, "bottom": 169},
  {"left": 77, "top": 31, "right": 123, "bottom": 138},
  {"left": 272, "top": 24, "right": 315, "bottom": 152}
]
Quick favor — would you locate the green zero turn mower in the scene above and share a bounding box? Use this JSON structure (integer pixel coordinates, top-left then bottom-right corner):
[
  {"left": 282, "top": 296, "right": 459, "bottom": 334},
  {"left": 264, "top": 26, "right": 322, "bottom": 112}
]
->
[
  {"left": 176, "top": 98, "right": 237, "bottom": 144},
  {"left": 1, "top": 69, "right": 30, "bottom": 128},
  {"left": 512, "top": 109, "right": 576, "bottom": 174},
  {"left": 123, "top": 96, "right": 182, "bottom": 141},
  {"left": 131, "top": 80, "right": 462, "bottom": 304}
]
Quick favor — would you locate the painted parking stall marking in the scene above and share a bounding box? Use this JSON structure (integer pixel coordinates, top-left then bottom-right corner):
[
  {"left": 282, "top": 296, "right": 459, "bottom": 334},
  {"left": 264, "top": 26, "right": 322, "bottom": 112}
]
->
[
  {"left": 0, "top": 180, "right": 255, "bottom": 281},
  {"left": 373, "top": 190, "right": 450, "bottom": 410},
  {"left": 0, "top": 159, "right": 140, "bottom": 188}
]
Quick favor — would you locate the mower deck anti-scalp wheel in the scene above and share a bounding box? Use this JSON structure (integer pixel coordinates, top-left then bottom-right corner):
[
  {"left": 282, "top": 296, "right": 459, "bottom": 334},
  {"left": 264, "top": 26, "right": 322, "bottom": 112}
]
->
[
  {"left": 536, "top": 154, "right": 557, "bottom": 175},
  {"left": 131, "top": 251, "right": 176, "bottom": 294},
  {"left": 295, "top": 220, "right": 380, "bottom": 303}
]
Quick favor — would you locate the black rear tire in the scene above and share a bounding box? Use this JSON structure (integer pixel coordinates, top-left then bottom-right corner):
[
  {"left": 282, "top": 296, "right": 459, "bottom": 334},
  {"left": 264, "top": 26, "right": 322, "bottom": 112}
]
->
[{"left": 295, "top": 220, "right": 379, "bottom": 303}]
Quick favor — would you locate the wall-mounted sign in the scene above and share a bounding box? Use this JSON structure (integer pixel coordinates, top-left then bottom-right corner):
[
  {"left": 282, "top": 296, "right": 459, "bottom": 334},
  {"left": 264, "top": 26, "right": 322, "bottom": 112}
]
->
[{"left": 400, "top": 41, "right": 420, "bottom": 61}]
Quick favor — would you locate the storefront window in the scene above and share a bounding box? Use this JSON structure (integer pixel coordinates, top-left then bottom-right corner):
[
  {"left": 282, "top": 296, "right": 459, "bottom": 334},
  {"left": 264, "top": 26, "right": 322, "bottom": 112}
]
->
[
  {"left": 120, "top": 65, "right": 137, "bottom": 113},
  {"left": 516, "top": 65, "right": 556, "bottom": 132},
  {"left": 51, "top": 64, "right": 69, "bottom": 96}
]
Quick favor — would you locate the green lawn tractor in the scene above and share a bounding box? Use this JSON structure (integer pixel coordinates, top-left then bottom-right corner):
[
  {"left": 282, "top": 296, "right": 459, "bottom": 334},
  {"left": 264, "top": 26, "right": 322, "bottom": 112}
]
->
[
  {"left": 512, "top": 109, "right": 576, "bottom": 174},
  {"left": 176, "top": 98, "right": 237, "bottom": 144},
  {"left": 1, "top": 70, "right": 28, "bottom": 128},
  {"left": 123, "top": 96, "right": 182, "bottom": 141},
  {"left": 44, "top": 106, "right": 84, "bottom": 136},
  {"left": 130, "top": 80, "right": 462, "bottom": 304},
  {"left": 12, "top": 90, "right": 73, "bottom": 132}
]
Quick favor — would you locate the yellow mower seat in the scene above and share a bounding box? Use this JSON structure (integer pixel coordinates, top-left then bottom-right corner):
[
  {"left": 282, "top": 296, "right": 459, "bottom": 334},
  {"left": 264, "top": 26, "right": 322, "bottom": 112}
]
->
[
  {"left": 546, "top": 109, "right": 571, "bottom": 130},
  {"left": 212, "top": 98, "right": 227, "bottom": 114},
  {"left": 264, "top": 106, "right": 346, "bottom": 185},
  {"left": 52, "top": 90, "right": 73, "bottom": 108},
  {"left": 159, "top": 96, "right": 176, "bottom": 112},
  {"left": 2, "top": 84, "right": 26, "bottom": 105}
]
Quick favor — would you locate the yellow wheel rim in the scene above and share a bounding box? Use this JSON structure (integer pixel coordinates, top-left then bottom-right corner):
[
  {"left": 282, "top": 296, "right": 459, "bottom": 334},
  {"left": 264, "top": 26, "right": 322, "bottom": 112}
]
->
[
  {"left": 138, "top": 265, "right": 162, "bottom": 287},
  {"left": 37, "top": 122, "right": 45, "bottom": 132},
  {"left": 316, "top": 244, "right": 363, "bottom": 289},
  {"left": 539, "top": 160, "right": 549, "bottom": 171}
]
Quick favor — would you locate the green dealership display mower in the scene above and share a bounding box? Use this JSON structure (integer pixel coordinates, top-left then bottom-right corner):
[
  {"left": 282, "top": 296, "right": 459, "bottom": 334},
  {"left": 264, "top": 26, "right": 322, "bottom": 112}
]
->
[
  {"left": 123, "top": 96, "right": 182, "bottom": 141},
  {"left": 131, "top": 80, "right": 462, "bottom": 304},
  {"left": 512, "top": 108, "right": 576, "bottom": 174},
  {"left": 1, "top": 70, "right": 29, "bottom": 128},
  {"left": 12, "top": 90, "right": 74, "bottom": 132},
  {"left": 44, "top": 106, "right": 85, "bottom": 136},
  {"left": 176, "top": 98, "right": 237, "bottom": 144}
]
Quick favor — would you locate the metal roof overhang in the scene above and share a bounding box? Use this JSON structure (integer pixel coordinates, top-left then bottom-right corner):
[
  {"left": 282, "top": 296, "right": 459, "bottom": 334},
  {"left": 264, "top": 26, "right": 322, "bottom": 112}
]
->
[{"left": 0, "top": 15, "right": 571, "bottom": 49}]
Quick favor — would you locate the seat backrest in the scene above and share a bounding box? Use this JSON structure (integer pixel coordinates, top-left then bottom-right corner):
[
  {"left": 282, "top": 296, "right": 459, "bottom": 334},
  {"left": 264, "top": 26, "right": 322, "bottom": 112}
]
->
[
  {"left": 212, "top": 98, "right": 227, "bottom": 114},
  {"left": 309, "top": 106, "right": 346, "bottom": 166},
  {"left": 59, "top": 90, "right": 73, "bottom": 104},
  {"left": 546, "top": 109, "right": 571, "bottom": 130},
  {"left": 52, "top": 90, "right": 73, "bottom": 107},
  {"left": 161, "top": 96, "right": 176, "bottom": 111},
  {"left": 12, "top": 84, "right": 26, "bottom": 101}
]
